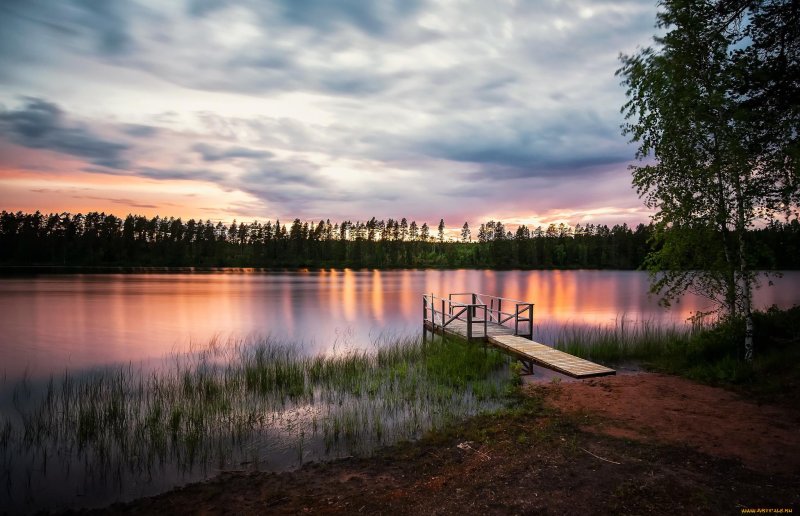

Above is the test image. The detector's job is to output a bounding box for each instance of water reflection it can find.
[1,270,798,380]
[371,269,384,323]
[342,268,357,322]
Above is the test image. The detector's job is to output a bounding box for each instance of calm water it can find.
[1,269,799,512]
[2,269,799,380]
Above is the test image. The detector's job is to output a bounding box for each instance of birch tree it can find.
[618,0,799,360]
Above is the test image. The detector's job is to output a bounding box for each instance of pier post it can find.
[467,307,473,341]
[498,298,502,324]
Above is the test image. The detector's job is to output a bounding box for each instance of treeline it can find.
[1,211,799,270]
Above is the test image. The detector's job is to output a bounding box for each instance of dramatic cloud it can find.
[0,0,662,226]
[0,97,129,169]
[120,124,159,138]
[189,0,425,37]
[192,143,274,162]
[415,109,630,175]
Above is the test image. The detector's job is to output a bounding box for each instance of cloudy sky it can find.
[0,0,660,229]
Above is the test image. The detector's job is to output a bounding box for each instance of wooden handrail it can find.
[450,292,532,306]
[423,293,490,340]
[443,305,467,327]
[425,292,532,340]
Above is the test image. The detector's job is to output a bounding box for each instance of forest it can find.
[1,210,799,270]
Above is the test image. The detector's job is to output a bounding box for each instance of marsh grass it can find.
[0,334,513,511]
[550,316,697,364]
[551,307,800,394]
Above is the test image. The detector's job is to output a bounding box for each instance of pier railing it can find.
[422,294,487,341]
[448,293,534,339]
[422,292,534,341]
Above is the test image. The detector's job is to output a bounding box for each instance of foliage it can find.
[556,305,800,402]
[2,210,800,270]
[618,0,800,359]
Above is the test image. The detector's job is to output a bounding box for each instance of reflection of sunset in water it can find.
[1,270,798,379]
[398,270,415,321]
[326,269,339,322]
[280,274,295,338]
[371,269,384,323]
[341,268,357,322]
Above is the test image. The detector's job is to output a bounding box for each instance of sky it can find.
[0,0,661,230]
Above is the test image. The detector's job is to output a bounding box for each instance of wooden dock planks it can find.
[423,318,615,379]
[489,334,615,378]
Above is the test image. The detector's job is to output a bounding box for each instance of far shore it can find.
[2,265,798,276]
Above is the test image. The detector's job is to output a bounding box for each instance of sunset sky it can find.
[0,0,660,229]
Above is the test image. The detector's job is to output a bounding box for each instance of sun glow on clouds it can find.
[0,170,256,222]
[0,143,256,221]
[499,207,653,230]
[0,0,659,225]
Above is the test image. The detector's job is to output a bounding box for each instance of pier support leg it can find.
[520,360,535,376]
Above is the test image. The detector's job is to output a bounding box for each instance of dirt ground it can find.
[545,372,800,475]
[92,373,800,515]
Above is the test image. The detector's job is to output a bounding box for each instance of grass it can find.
[551,316,695,364]
[553,305,800,402]
[0,334,515,511]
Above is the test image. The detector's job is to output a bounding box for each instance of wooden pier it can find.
[423,293,615,379]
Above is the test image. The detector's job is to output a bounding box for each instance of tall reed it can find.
[0,334,513,512]
[550,316,697,362]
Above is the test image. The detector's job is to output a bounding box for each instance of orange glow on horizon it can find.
[0,169,260,222]
[476,206,654,231]
[0,143,652,228]
[0,140,267,221]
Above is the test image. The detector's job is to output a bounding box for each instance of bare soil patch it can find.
[546,372,800,475]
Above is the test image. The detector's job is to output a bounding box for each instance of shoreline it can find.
[0,265,648,275]
[2,265,796,277]
[90,372,800,515]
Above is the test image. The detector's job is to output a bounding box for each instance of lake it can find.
[1,268,799,512]
[2,269,799,381]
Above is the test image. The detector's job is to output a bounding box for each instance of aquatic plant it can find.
[550,316,697,363]
[0,334,513,512]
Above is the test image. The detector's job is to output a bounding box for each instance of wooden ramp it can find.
[422,297,615,379]
[489,334,615,379]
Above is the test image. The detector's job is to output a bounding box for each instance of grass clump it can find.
[552,316,691,364]
[553,305,800,402]
[658,306,800,400]
[0,334,514,512]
